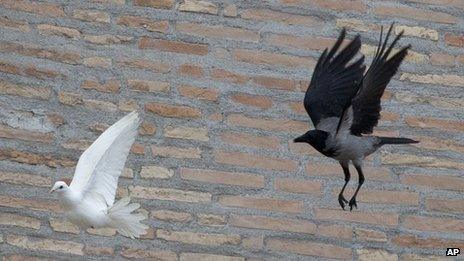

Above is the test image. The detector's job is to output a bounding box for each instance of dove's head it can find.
[50,181,69,194]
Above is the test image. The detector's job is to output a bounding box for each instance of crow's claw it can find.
[338,194,349,210]
[349,197,357,211]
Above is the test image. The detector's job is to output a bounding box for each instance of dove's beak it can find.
[49,188,55,193]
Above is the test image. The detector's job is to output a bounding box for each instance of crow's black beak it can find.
[294,136,305,143]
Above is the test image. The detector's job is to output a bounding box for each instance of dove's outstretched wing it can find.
[69,111,140,208]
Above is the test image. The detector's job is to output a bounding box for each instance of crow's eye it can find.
[59,185,63,189]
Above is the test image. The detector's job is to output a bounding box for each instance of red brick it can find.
[220,132,281,150]
[178,85,218,101]
[214,150,298,171]
[332,188,419,205]
[409,0,464,8]
[241,9,320,26]
[177,64,204,78]
[289,142,320,156]
[151,145,201,159]
[401,173,464,191]
[430,53,455,66]
[266,34,341,51]
[445,33,464,47]
[405,116,464,132]
[139,37,208,55]
[24,65,64,79]
[133,0,174,9]
[145,102,201,118]
[121,247,177,260]
[128,79,169,93]
[0,80,51,100]
[0,42,81,64]
[230,93,273,109]
[230,214,316,233]
[177,0,218,15]
[267,238,352,259]
[73,9,110,23]
[81,79,119,93]
[392,234,464,249]
[426,198,464,213]
[275,178,322,195]
[227,114,308,133]
[157,229,240,246]
[281,0,366,12]
[315,208,398,226]
[0,149,74,168]
[180,168,264,188]
[411,136,464,153]
[0,125,53,143]
[0,0,65,17]
[176,22,259,43]
[233,49,315,69]
[374,5,457,24]
[84,246,114,256]
[403,215,464,232]
[37,24,81,39]
[210,69,249,84]
[0,171,51,187]
[218,195,304,213]
[0,195,61,213]
[0,17,30,32]
[252,75,299,91]
[117,58,171,73]
[117,16,169,33]
[306,163,393,181]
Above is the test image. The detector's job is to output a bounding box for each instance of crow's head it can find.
[294,130,330,152]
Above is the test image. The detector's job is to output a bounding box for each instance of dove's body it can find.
[51,111,147,238]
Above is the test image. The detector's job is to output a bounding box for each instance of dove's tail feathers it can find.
[107,197,148,239]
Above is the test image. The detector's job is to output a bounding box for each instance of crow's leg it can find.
[349,162,365,211]
[338,161,350,210]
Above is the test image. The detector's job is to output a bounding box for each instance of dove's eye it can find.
[59,185,63,189]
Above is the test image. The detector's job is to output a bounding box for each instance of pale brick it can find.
[151,145,201,159]
[0,171,51,187]
[394,25,438,41]
[0,81,51,100]
[152,210,192,222]
[315,208,398,226]
[130,186,211,203]
[381,153,464,170]
[401,73,464,87]
[267,238,352,259]
[176,22,258,42]
[241,9,320,26]
[157,229,240,245]
[180,168,264,188]
[218,195,303,213]
[38,24,81,38]
[197,213,226,226]
[215,151,298,171]
[0,213,41,229]
[128,79,169,93]
[230,214,316,233]
[357,249,397,261]
[140,165,174,179]
[180,253,244,261]
[164,126,208,141]
[6,235,84,255]
[121,247,177,260]
[73,9,110,23]
[178,0,218,15]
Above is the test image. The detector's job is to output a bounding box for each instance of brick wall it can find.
[0,0,463,260]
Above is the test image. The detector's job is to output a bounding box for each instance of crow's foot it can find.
[349,197,357,211]
[338,194,349,210]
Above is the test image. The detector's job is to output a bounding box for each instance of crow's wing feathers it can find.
[304,29,365,129]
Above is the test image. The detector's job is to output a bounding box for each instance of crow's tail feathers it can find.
[378,137,419,146]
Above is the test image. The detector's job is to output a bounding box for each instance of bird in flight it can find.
[50,111,148,238]
[294,24,418,210]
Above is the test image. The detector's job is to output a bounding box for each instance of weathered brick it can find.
[241,236,264,249]
[87,227,116,237]
[381,153,464,169]
[0,0,65,17]
[233,49,315,69]
[152,209,192,222]
[267,238,352,259]
[164,126,208,141]
[151,145,201,159]
[335,18,379,32]
[307,163,393,181]
[401,173,464,191]
[176,22,258,43]
[197,213,226,226]
[0,195,61,213]
[266,34,338,51]
[230,214,316,233]
[91,0,125,4]
[178,85,218,101]
[0,213,41,229]
[119,100,139,112]
[392,234,463,249]
[253,75,300,91]
[128,79,169,93]
[281,0,366,12]
[275,178,322,195]
[361,44,427,64]
[177,64,204,78]
[133,0,174,9]
[145,102,201,118]
[430,53,455,66]
[401,73,464,87]
[315,208,398,226]
[0,42,81,64]
[223,5,238,17]
[84,246,114,256]
[227,114,308,133]
[0,17,30,32]
[140,165,174,179]
[357,249,397,261]
[426,198,464,213]
[0,148,74,168]
[178,0,218,14]
[220,132,280,150]
[218,195,303,213]
[157,229,240,245]
[130,186,211,203]
[81,79,119,93]
[117,16,169,32]
[83,99,118,112]
[82,57,112,68]
[139,37,208,55]
[180,253,244,261]
[395,25,438,41]
[403,215,464,232]
[210,69,249,84]
[37,24,81,38]
[241,9,320,26]
[121,247,177,260]
[215,150,298,171]
[445,33,464,47]
[355,228,388,243]
[49,218,80,234]
[0,171,51,187]
[406,116,464,132]
[83,34,133,45]
[7,235,83,255]
[180,168,264,188]
[230,93,272,109]
[333,188,419,205]
[61,139,92,150]
[411,136,463,153]
[117,58,171,73]
[0,124,53,144]
[374,5,457,24]
[73,9,110,23]
[139,121,156,135]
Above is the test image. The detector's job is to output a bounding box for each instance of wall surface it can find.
[0,0,463,260]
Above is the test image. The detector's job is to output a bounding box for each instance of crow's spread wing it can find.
[304,29,365,129]
[349,24,410,135]
[70,111,140,209]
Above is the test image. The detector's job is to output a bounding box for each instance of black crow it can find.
[294,24,418,211]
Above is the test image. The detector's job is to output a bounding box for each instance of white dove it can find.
[50,111,148,238]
